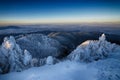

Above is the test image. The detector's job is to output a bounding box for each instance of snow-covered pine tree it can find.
[0,36,33,73]
[23,49,32,66]
[99,33,106,41]
[68,33,116,62]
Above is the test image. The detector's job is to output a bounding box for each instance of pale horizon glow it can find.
[0,16,120,25]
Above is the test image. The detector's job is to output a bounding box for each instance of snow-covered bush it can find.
[30,56,60,66]
[68,34,117,62]
[31,58,39,67]
[31,57,47,67]
[39,58,46,66]
[46,56,54,65]
[31,56,59,66]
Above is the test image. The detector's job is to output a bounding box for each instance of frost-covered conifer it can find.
[23,49,32,66]
[68,34,117,62]
[0,36,32,73]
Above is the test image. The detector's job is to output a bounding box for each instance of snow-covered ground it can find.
[0,61,98,80]
[0,55,120,80]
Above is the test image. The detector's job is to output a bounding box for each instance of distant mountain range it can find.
[0,26,21,30]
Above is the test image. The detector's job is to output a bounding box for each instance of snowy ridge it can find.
[16,34,65,58]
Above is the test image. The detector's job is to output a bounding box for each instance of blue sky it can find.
[0,0,120,25]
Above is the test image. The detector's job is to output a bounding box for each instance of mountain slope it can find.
[16,34,65,58]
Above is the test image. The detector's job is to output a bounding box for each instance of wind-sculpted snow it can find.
[68,34,119,62]
[16,34,65,58]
